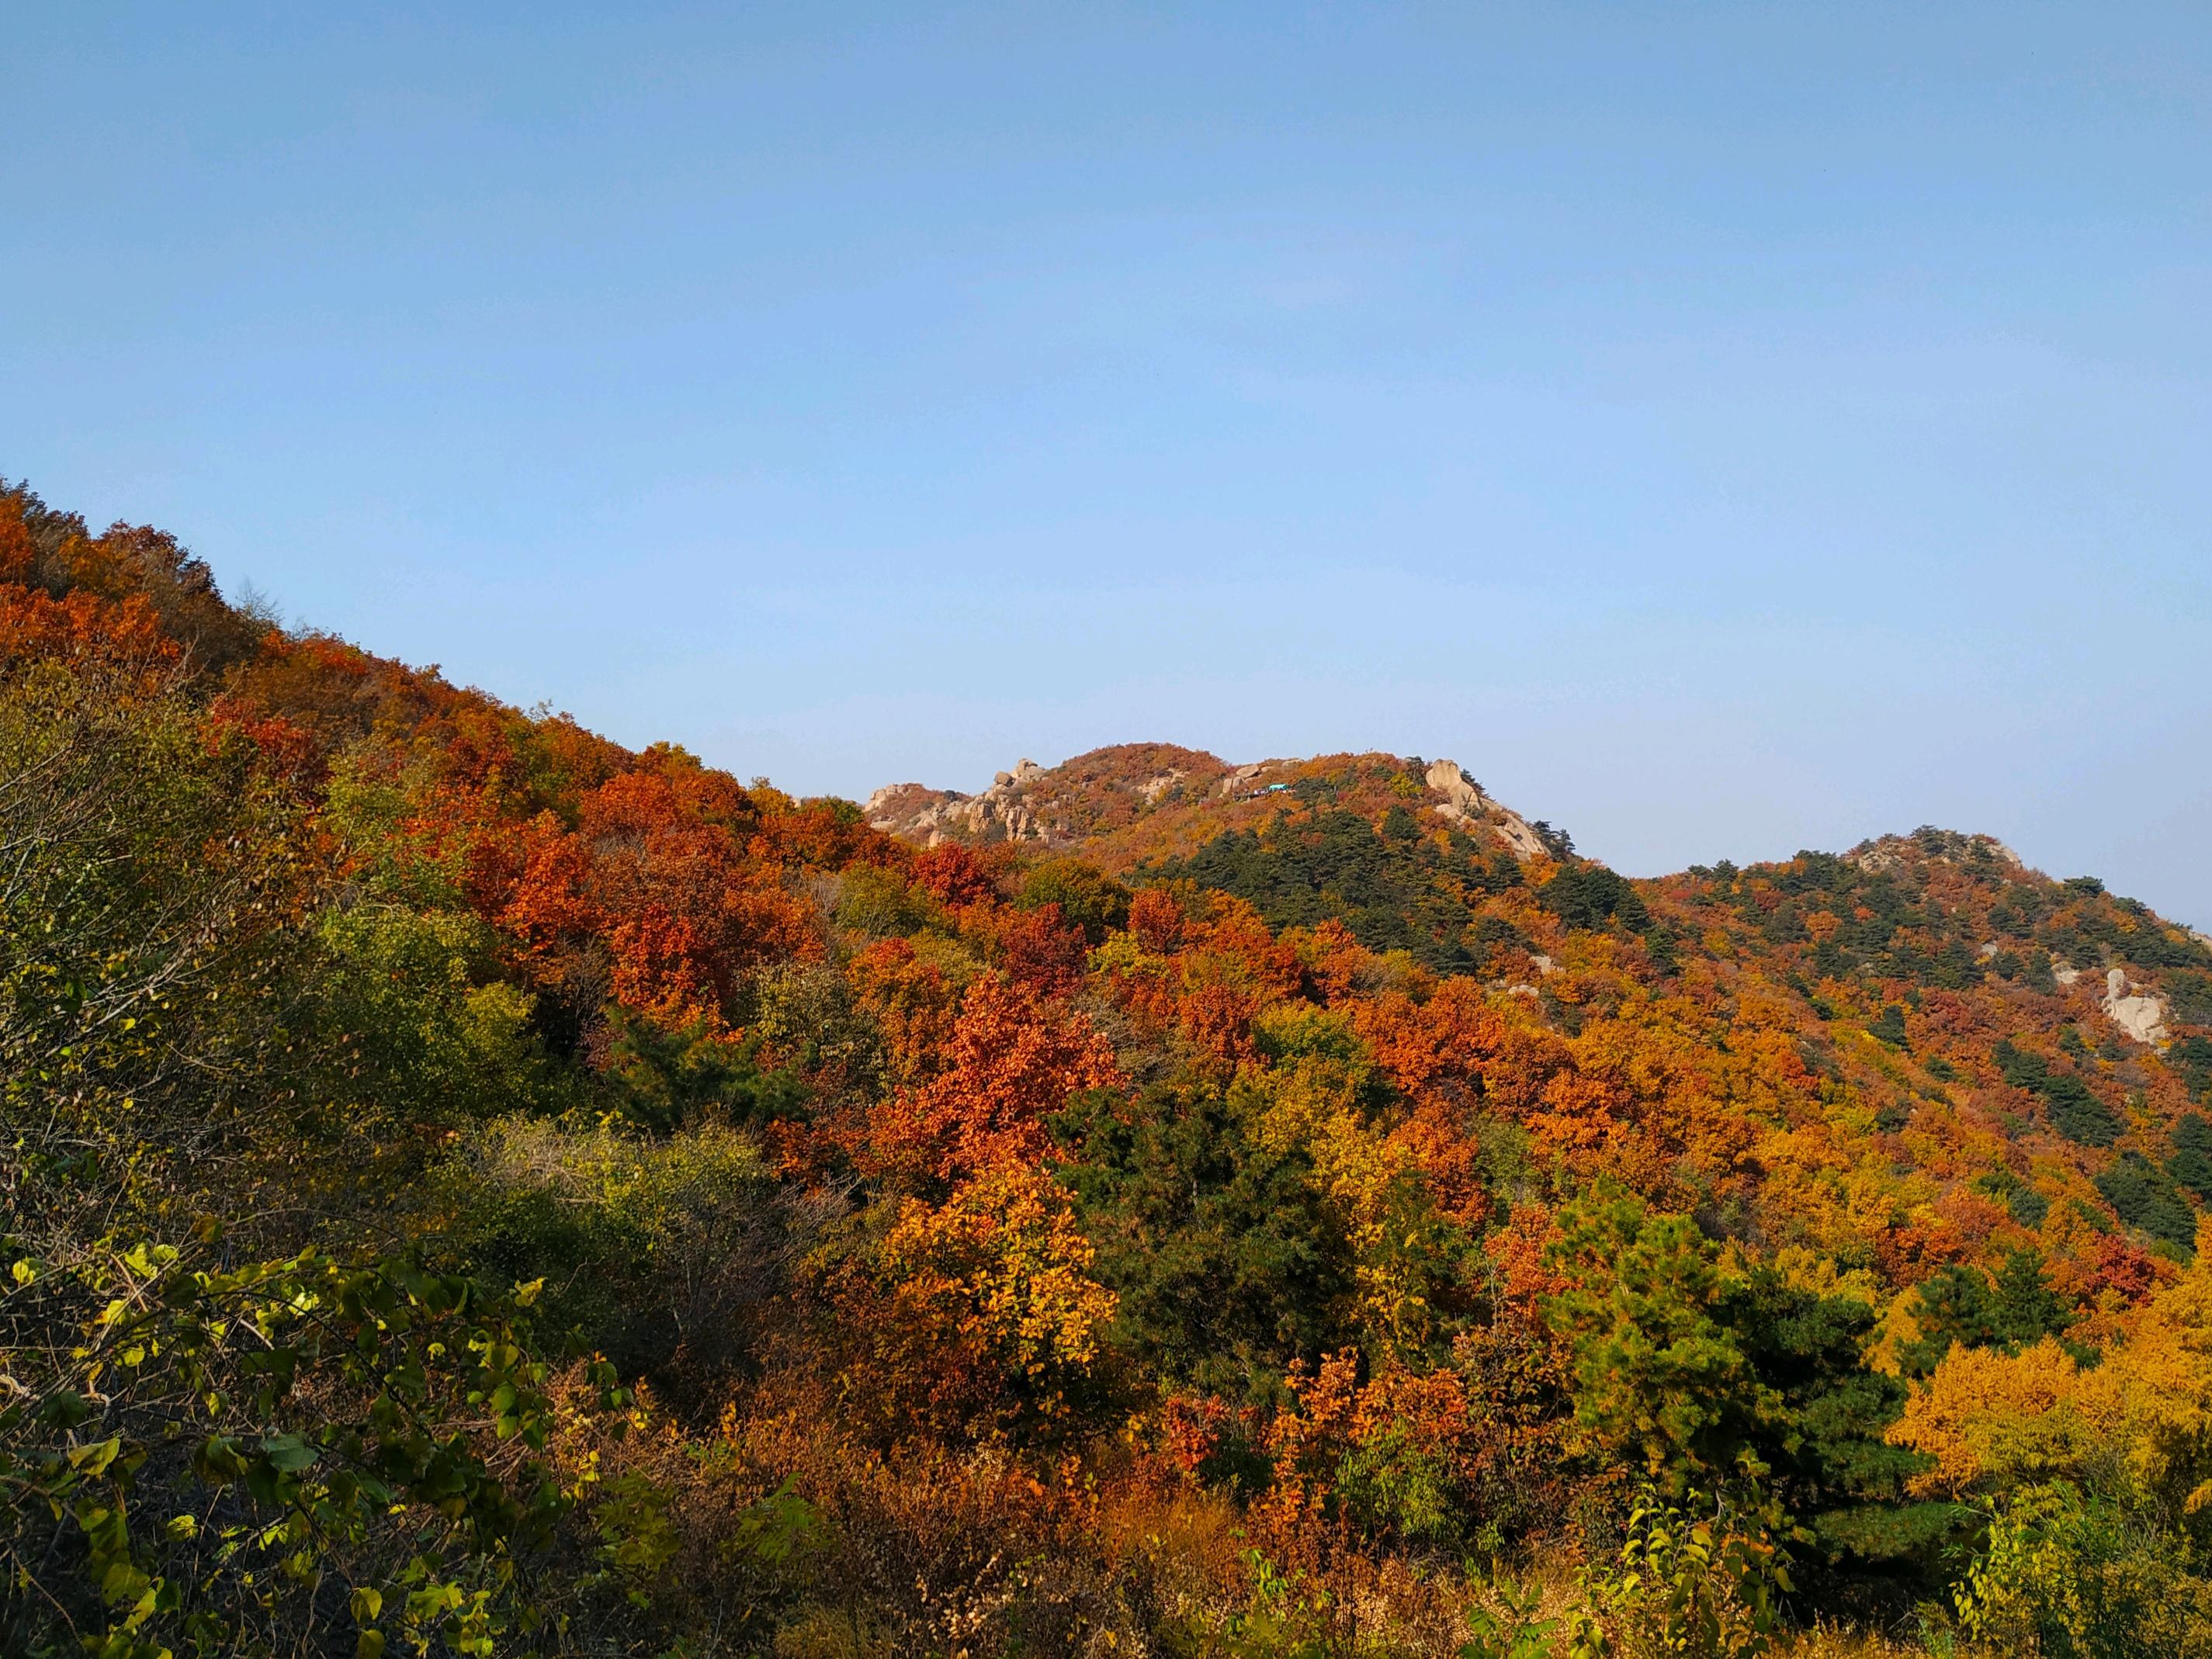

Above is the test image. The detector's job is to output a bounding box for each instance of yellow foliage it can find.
[1769,1245,1882,1312]
[1890,1218,2212,1507]
[1232,1029,1442,1350]
[879,1160,1118,1411]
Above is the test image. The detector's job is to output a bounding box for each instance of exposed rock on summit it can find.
[865,743,1555,871]
[1424,758,1548,859]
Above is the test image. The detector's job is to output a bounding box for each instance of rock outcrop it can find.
[1849,830,2023,875]
[2101,966,2170,1046]
[866,744,1562,870]
[864,763,1053,847]
[1425,758,1548,859]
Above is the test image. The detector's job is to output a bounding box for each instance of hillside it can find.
[9,480,2212,1657]
[873,746,2212,1291]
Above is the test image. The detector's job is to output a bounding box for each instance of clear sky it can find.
[5,4,2208,925]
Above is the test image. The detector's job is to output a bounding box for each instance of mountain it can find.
[865,743,1557,868]
[9,480,2212,1656]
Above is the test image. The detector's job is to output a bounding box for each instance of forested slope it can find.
[7,482,2212,1657]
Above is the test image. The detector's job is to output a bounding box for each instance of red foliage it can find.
[2073,1234,2176,1308]
[865,975,1122,1186]
[910,843,1001,908]
[1127,887,1187,954]
[998,902,1090,996]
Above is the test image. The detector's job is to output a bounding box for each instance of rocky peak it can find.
[1423,758,1548,859]
[865,743,1561,868]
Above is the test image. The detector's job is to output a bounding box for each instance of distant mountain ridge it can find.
[871,744,2211,1086]
[865,743,1557,870]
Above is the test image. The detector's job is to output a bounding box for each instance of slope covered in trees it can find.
[6,481,2212,1657]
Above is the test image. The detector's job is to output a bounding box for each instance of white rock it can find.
[1219,762,1268,798]
[1426,757,1547,858]
[2101,966,2170,1045]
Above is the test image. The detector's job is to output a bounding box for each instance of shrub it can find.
[1574,1490,1792,1658]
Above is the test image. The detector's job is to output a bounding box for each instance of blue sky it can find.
[5,3,2208,924]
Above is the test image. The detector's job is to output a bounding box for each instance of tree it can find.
[1052,1082,1354,1401]
[1542,1185,1770,1485]
[836,1160,1119,1440]
[1717,1270,1964,1595]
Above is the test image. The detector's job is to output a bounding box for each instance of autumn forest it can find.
[9,483,2212,1657]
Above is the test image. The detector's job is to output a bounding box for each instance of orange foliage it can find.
[865,975,1122,1186]
[836,1160,1118,1438]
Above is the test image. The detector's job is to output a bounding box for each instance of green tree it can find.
[1014,857,1131,944]
[1542,1186,1770,1486]
[1897,1249,2074,1378]
[2170,1111,2212,1200]
[1717,1271,1964,1598]
[600,1008,808,1134]
[1051,1082,1353,1406]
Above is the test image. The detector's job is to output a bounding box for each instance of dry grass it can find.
[1773,1619,1927,1657]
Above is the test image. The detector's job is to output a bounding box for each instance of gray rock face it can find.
[2101,966,2170,1045]
[864,765,1053,847]
[1425,758,1547,859]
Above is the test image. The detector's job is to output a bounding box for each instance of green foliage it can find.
[747,962,887,1089]
[1543,1186,1770,1486]
[1992,1039,2122,1146]
[832,863,938,939]
[1894,1267,1995,1379]
[1896,1249,2075,1377]
[2170,1110,2212,1200]
[2009,1184,2053,1229]
[1954,1481,2212,1657]
[0,1239,615,1659]
[310,904,562,1133]
[1866,1004,1909,1050]
[2095,1152,2198,1256]
[1714,1271,1957,1588]
[1975,1167,2051,1230]
[437,1114,788,1383]
[601,1009,808,1133]
[1337,1418,1463,1550]
[1460,1573,1562,1659]
[1990,1247,2076,1346]
[1051,1083,1353,1404]
[1212,1547,1333,1659]
[1014,857,1131,944]
[2172,1037,2212,1105]
[0,664,309,1214]
[1572,1489,1792,1659]
[1540,865,1651,934]
[1162,810,1508,972]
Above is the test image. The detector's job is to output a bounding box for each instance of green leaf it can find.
[68,1436,123,1477]
[196,1434,250,1481]
[261,1432,320,1472]
[39,1389,93,1429]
